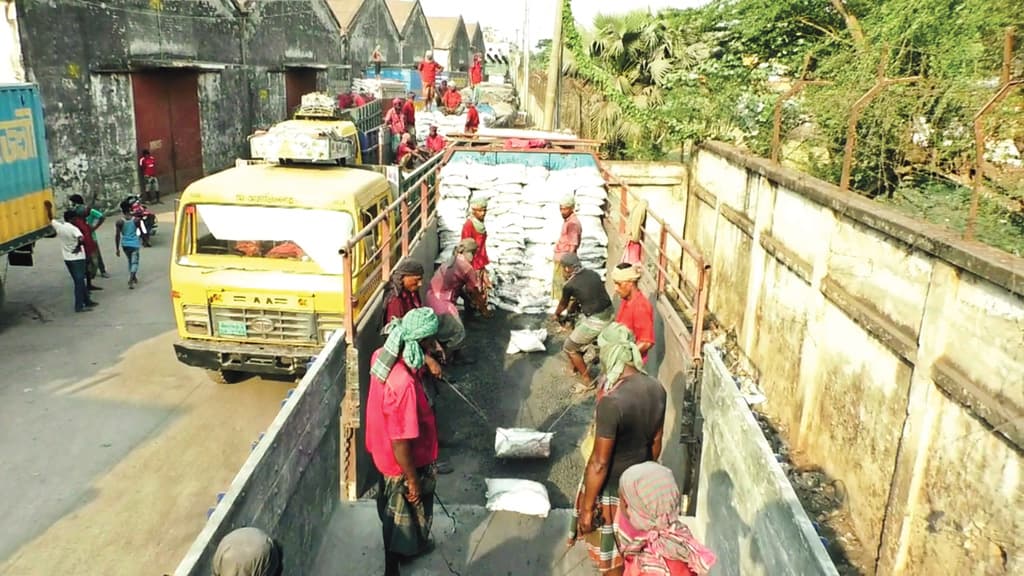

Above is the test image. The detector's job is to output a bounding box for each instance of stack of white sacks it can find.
[436,162,609,314]
[415,108,496,138]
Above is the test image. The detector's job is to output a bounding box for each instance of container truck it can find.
[0,83,55,309]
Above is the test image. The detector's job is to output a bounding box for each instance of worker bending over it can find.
[553,253,614,393]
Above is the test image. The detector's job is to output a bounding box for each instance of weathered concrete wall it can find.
[198,70,250,174]
[345,0,400,74]
[399,5,433,66]
[689,141,1024,575]
[697,345,839,576]
[16,0,243,207]
[173,331,347,576]
[447,23,471,73]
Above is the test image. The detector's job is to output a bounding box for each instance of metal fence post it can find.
[400,201,410,256]
[341,249,356,340]
[657,227,668,293]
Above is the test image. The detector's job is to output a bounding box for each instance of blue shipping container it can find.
[0,83,51,203]
[363,67,423,95]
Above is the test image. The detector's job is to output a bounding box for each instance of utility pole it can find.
[543,0,563,131]
[522,0,530,124]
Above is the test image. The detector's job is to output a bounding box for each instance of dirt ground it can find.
[431,310,597,510]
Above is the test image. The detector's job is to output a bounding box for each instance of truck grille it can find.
[211,307,316,343]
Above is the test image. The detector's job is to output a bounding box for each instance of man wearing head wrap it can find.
[552,194,582,301]
[553,253,613,392]
[366,307,442,576]
[615,462,716,576]
[418,51,443,111]
[426,238,489,364]
[441,82,463,115]
[570,322,667,575]
[460,197,491,292]
[383,259,425,327]
[212,527,282,576]
[612,262,654,361]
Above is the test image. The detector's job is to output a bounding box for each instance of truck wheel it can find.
[209,369,246,384]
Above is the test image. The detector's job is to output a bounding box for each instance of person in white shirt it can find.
[50,204,98,313]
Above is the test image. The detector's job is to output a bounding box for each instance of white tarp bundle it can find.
[506,329,548,354]
[494,428,553,458]
[485,478,551,517]
[435,162,608,313]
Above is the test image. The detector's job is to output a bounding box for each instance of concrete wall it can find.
[697,345,839,576]
[399,4,433,66]
[346,0,400,74]
[15,0,350,208]
[688,141,1024,575]
[173,331,348,576]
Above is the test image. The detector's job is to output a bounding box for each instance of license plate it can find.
[218,320,248,337]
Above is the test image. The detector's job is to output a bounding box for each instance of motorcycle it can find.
[119,195,158,246]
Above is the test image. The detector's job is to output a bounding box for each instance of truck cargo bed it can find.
[311,502,589,574]
[425,310,597,509]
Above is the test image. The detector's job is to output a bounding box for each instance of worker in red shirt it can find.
[417,51,443,111]
[395,133,427,170]
[338,90,355,109]
[470,53,484,87]
[469,53,484,102]
[425,125,446,154]
[441,84,463,115]
[464,101,480,134]
[384,98,406,163]
[138,149,160,204]
[402,92,417,142]
[460,197,491,291]
[552,194,581,300]
[611,263,655,362]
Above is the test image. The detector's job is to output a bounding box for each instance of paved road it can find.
[0,204,292,575]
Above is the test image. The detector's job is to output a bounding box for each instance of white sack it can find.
[495,428,554,459]
[485,478,551,518]
[506,329,548,354]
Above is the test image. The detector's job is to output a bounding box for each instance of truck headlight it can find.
[182,304,210,335]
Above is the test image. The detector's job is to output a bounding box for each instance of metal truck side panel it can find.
[0,83,53,252]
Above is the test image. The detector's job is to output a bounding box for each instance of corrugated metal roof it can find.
[385,0,416,30]
[426,16,462,49]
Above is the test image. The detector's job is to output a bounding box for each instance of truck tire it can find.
[209,369,247,384]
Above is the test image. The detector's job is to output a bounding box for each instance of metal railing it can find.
[339,136,711,357]
[340,152,444,338]
[601,165,711,360]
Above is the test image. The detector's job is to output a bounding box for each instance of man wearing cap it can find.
[552,194,582,301]
[553,253,614,392]
[366,307,443,575]
[460,197,491,293]
[611,262,654,362]
[212,527,282,576]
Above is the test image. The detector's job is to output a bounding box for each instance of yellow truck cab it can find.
[170,95,395,382]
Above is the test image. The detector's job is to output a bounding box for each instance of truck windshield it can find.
[182,204,354,274]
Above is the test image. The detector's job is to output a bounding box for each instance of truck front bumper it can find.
[174,339,320,377]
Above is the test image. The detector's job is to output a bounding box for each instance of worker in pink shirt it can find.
[552,194,582,301]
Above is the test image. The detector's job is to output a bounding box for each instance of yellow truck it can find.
[170,92,415,382]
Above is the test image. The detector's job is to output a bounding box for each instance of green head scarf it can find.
[371,307,439,381]
[598,322,646,389]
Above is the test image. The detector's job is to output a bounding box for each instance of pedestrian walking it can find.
[138,149,160,204]
[417,51,442,112]
[69,193,109,279]
[365,307,443,576]
[115,207,143,289]
[49,203,98,313]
